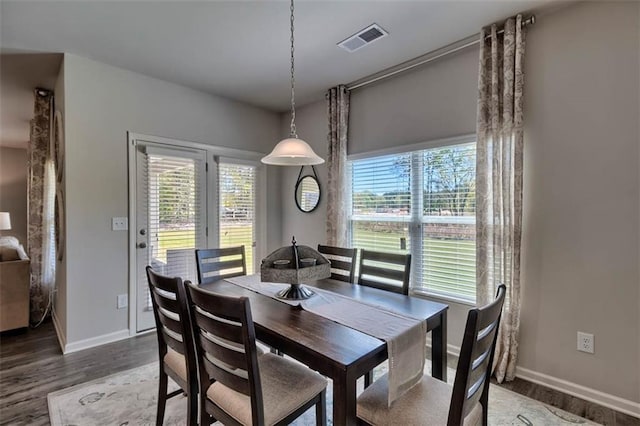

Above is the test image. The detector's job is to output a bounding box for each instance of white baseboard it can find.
[516,366,640,419]
[63,329,131,354]
[51,311,66,353]
[425,337,461,359]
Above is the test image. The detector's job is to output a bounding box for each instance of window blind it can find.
[140,152,205,310]
[349,141,476,302]
[218,162,256,273]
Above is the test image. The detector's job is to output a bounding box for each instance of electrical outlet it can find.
[577,331,594,354]
[112,217,128,231]
[117,294,128,309]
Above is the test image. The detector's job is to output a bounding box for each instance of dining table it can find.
[199,276,449,426]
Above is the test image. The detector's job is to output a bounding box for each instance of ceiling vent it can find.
[338,23,388,53]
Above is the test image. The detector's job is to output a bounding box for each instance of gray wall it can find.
[62,53,281,344]
[280,1,640,404]
[519,1,639,403]
[0,147,28,245]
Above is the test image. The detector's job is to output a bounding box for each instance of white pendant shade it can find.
[0,212,11,230]
[261,138,325,166]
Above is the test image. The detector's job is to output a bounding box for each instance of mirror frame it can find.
[294,165,321,213]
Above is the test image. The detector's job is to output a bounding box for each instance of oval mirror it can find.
[295,175,321,213]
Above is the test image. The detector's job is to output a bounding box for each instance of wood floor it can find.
[1,321,638,425]
[0,321,157,425]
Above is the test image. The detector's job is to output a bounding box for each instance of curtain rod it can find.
[347,15,535,91]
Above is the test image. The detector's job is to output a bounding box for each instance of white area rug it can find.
[48,362,598,425]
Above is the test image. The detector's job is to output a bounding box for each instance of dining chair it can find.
[357,249,411,295]
[357,284,507,426]
[317,244,358,283]
[186,283,328,426]
[145,266,198,426]
[196,245,247,285]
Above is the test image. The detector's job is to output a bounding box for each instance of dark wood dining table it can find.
[200,277,448,426]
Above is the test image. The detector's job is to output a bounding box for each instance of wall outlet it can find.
[577,331,594,354]
[112,217,128,231]
[117,294,128,309]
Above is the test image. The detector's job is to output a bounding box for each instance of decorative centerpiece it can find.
[261,237,330,300]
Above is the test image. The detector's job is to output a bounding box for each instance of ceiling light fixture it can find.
[261,0,324,166]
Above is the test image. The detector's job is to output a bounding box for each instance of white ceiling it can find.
[0,0,562,115]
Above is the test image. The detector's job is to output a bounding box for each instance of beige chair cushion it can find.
[357,373,482,426]
[164,348,188,382]
[206,353,327,426]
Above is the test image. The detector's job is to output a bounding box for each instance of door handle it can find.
[138,242,147,249]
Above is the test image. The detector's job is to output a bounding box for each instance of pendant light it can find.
[261,0,324,166]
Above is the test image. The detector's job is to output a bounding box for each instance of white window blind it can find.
[218,162,256,273]
[142,152,205,311]
[349,141,476,302]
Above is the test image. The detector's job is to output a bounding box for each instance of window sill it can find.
[410,289,476,307]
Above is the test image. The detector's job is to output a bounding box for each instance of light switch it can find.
[112,217,128,231]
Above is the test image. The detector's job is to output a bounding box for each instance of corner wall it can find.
[62,54,281,346]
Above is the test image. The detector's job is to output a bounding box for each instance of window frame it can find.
[347,134,477,304]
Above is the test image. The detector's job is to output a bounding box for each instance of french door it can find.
[134,143,207,331]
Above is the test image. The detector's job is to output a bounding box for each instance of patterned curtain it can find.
[28,89,56,324]
[325,85,350,246]
[476,16,526,382]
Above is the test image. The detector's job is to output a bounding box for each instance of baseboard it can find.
[63,329,130,354]
[51,311,66,353]
[425,336,461,359]
[516,366,640,419]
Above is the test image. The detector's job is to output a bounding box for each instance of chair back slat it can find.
[193,308,245,345]
[357,249,411,295]
[360,264,406,282]
[196,246,247,284]
[197,328,248,371]
[201,353,251,395]
[156,307,183,336]
[199,258,245,274]
[318,244,357,283]
[448,285,506,426]
[152,288,181,313]
[187,283,264,424]
[162,328,186,355]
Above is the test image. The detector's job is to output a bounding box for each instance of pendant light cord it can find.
[289,0,297,138]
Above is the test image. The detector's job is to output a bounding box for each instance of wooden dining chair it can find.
[145,266,198,426]
[357,249,412,295]
[196,246,247,285]
[357,285,507,426]
[186,283,328,426]
[317,244,358,283]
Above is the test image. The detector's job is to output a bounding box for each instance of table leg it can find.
[332,373,358,426]
[431,310,448,382]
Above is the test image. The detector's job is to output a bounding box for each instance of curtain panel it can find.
[28,89,56,324]
[326,85,350,247]
[476,16,526,382]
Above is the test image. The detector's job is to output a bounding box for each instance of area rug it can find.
[48,362,598,425]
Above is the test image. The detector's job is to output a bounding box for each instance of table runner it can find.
[226,274,425,405]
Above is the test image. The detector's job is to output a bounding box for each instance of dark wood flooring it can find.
[0,321,638,425]
[0,321,157,425]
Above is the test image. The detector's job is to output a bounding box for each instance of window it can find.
[218,161,257,273]
[349,140,476,302]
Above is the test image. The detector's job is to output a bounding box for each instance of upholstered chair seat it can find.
[206,353,327,426]
[357,373,482,426]
[164,348,189,383]
[356,285,506,426]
